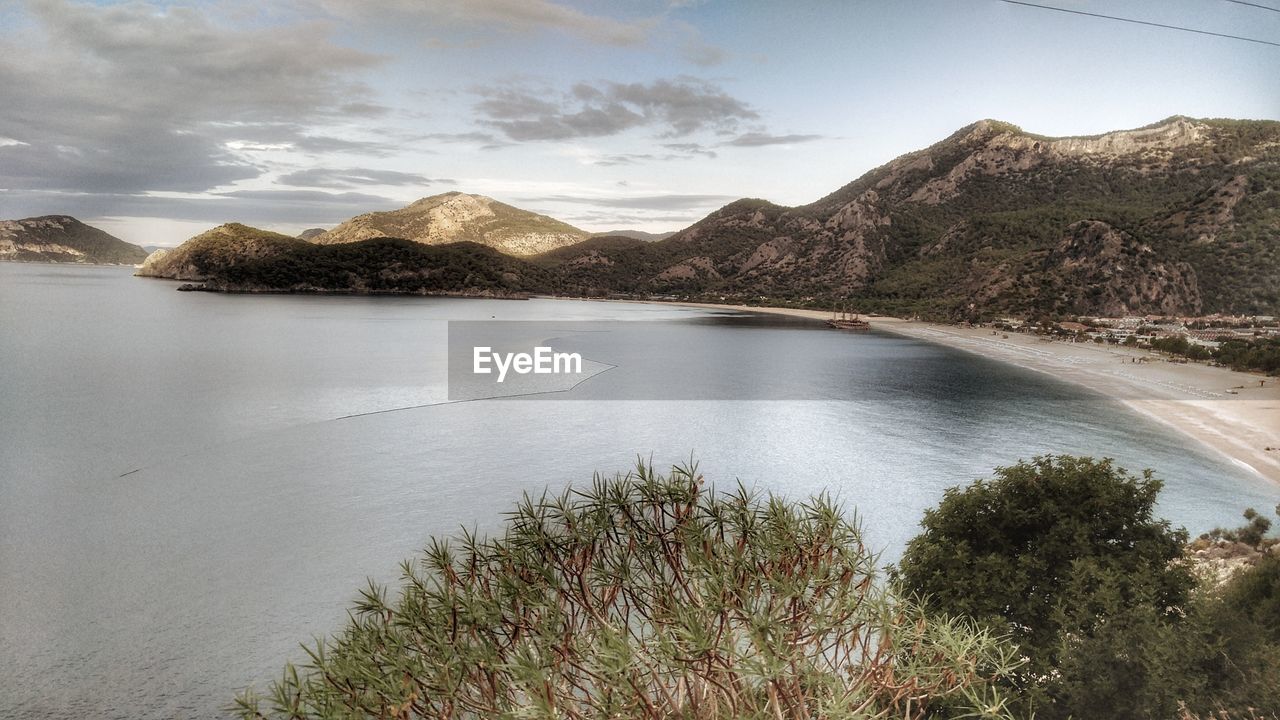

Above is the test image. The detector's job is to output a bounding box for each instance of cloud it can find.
[0,0,384,194]
[290,135,403,157]
[523,193,737,210]
[681,40,727,67]
[0,188,402,226]
[474,77,758,141]
[591,154,655,167]
[723,132,825,147]
[418,131,503,144]
[315,0,726,69]
[434,0,655,46]
[555,209,702,229]
[591,145,717,166]
[278,167,452,189]
[661,142,718,158]
[674,20,726,67]
[406,131,514,151]
[318,0,655,46]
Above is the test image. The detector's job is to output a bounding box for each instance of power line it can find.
[1000,0,1280,47]
[1223,0,1280,13]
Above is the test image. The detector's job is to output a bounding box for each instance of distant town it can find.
[1002,314,1279,346]
[979,314,1280,377]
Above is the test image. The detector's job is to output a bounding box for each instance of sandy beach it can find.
[673,302,1280,485]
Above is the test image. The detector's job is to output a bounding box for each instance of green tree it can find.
[1049,556,1280,720]
[1205,506,1278,548]
[895,456,1193,716]
[238,462,1024,720]
[1182,555,1280,716]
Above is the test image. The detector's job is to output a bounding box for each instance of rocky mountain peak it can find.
[312,192,587,256]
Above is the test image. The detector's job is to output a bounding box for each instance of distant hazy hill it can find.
[589,230,675,242]
[0,216,148,265]
[138,222,545,296]
[297,228,326,241]
[312,192,588,256]
[546,116,1280,318]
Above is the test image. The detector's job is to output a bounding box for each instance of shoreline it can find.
[667,301,1280,486]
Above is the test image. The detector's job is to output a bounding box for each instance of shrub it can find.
[895,456,1194,717]
[1204,507,1278,549]
[237,462,1024,720]
[896,457,1280,718]
[896,456,1192,666]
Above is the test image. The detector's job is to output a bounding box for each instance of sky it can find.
[0,0,1277,247]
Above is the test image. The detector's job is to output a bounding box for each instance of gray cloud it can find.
[675,20,726,67]
[278,168,452,189]
[661,142,718,158]
[200,122,403,157]
[558,210,700,228]
[723,132,825,147]
[433,0,655,46]
[593,146,718,166]
[290,135,403,157]
[592,154,654,167]
[0,188,403,227]
[319,0,655,46]
[0,0,384,194]
[523,193,737,210]
[474,77,757,141]
[682,41,727,67]
[418,131,503,144]
[315,0,727,70]
[411,131,514,151]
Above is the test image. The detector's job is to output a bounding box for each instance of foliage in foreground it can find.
[237,463,1023,719]
[896,456,1192,671]
[896,455,1280,720]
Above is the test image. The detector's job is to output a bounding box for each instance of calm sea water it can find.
[2,263,1276,719]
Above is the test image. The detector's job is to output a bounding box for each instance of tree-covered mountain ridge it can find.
[141,117,1280,318]
[136,222,543,297]
[564,115,1277,318]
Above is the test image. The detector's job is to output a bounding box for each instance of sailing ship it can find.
[827,303,871,331]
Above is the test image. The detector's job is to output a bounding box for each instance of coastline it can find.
[670,302,1280,485]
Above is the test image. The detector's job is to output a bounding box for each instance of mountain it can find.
[297,228,326,241]
[311,192,589,256]
[138,222,545,296]
[138,223,309,281]
[137,118,1280,318]
[589,230,675,242]
[0,216,148,265]
[544,116,1280,318]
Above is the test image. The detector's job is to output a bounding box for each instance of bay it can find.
[1,263,1275,719]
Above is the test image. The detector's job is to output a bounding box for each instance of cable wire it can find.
[1223,0,1280,14]
[1001,0,1280,47]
